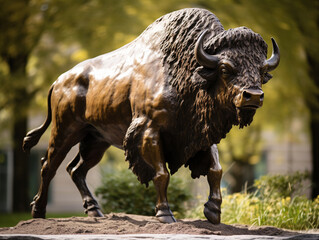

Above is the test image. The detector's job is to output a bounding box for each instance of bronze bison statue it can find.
[23,8,279,224]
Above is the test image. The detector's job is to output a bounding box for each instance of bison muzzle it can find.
[23,8,279,224]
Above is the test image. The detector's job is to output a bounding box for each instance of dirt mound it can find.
[0,213,306,236]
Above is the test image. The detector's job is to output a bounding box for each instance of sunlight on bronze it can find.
[22,8,279,224]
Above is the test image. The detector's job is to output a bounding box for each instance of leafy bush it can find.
[254,171,310,198]
[95,168,191,218]
[187,171,319,230]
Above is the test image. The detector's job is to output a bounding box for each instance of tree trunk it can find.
[12,113,29,211]
[1,0,46,212]
[306,54,319,199]
[311,116,319,198]
[228,160,255,193]
[8,54,30,212]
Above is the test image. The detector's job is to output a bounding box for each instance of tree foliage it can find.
[0,0,318,210]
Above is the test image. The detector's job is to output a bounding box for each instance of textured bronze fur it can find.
[23,8,279,224]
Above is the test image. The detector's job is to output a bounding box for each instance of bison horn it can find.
[195,30,219,69]
[264,38,280,72]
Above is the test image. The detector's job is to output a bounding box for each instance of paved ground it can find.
[1,233,319,240]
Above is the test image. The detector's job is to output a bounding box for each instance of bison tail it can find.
[22,84,54,152]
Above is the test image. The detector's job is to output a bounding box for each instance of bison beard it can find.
[237,108,257,128]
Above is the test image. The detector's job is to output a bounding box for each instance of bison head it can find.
[194,27,280,128]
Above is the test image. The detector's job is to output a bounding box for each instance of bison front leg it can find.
[141,126,176,223]
[204,144,222,224]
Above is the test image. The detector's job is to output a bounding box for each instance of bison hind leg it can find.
[67,131,110,217]
[31,124,86,218]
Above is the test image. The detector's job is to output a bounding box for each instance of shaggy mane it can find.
[159,10,268,177]
[159,8,224,93]
[125,8,269,184]
[209,27,267,54]
[157,9,234,176]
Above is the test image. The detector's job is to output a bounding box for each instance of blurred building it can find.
[0,114,102,213]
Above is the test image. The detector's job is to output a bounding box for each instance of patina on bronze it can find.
[23,8,279,224]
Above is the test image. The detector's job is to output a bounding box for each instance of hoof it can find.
[84,198,103,217]
[204,206,220,224]
[156,208,176,223]
[87,208,104,217]
[31,202,46,218]
[204,200,221,224]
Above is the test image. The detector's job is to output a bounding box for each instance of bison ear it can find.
[192,66,217,89]
[262,72,272,84]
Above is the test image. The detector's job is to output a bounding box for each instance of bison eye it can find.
[260,68,273,84]
[219,63,234,80]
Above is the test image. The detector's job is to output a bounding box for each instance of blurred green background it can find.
[0,0,318,225]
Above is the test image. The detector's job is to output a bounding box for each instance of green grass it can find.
[223,192,319,230]
[0,212,85,228]
[187,191,319,230]
[186,172,319,230]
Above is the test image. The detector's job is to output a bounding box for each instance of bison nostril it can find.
[260,93,264,101]
[243,91,251,100]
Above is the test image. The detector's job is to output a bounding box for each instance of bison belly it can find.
[84,78,133,148]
